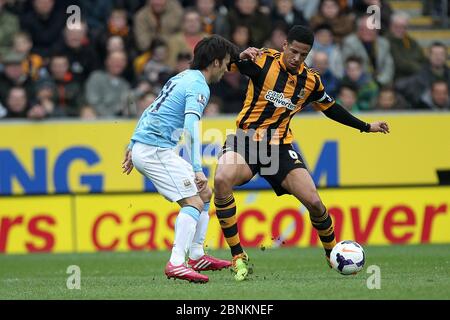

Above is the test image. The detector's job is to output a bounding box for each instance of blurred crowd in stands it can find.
[0,0,449,120]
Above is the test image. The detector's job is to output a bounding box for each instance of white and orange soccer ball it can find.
[330,240,365,275]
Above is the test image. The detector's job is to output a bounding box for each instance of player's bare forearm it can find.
[322,103,390,134]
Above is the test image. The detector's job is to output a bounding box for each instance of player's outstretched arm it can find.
[322,103,390,134]
[228,47,264,78]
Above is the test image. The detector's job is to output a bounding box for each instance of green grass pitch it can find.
[1,244,449,300]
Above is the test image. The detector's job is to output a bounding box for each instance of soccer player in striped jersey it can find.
[214,26,390,281]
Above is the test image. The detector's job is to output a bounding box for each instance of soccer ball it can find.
[330,240,365,275]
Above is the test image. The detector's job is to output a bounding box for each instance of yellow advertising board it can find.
[75,194,179,252]
[0,196,73,253]
[1,187,449,254]
[1,113,450,195]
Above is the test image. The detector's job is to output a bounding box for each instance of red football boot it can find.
[188,255,232,272]
[164,262,209,283]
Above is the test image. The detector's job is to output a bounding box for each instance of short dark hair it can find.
[379,85,395,93]
[431,79,448,89]
[429,41,446,51]
[345,55,363,66]
[339,82,358,93]
[150,38,168,53]
[272,21,289,35]
[287,25,314,46]
[190,35,238,70]
[313,23,333,34]
[49,51,69,61]
[177,52,192,61]
[430,41,447,48]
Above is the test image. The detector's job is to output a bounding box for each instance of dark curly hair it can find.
[287,25,315,46]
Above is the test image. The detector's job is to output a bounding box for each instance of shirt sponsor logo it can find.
[265,90,296,111]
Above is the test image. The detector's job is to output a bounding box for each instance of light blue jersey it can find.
[130,69,210,149]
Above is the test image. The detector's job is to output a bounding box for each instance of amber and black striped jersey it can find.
[231,48,335,144]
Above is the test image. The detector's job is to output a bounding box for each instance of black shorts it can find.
[219,131,308,196]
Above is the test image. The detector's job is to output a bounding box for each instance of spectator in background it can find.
[104,35,136,84]
[31,80,60,117]
[418,80,450,111]
[12,32,44,81]
[167,8,208,68]
[310,51,340,97]
[45,53,83,116]
[96,7,137,62]
[264,22,289,52]
[204,95,223,116]
[12,78,61,120]
[227,0,272,48]
[271,0,308,30]
[136,91,157,117]
[342,15,394,87]
[79,104,98,120]
[230,24,252,50]
[128,79,153,115]
[294,0,320,20]
[371,86,409,111]
[341,55,379,111]
[352,0,392,33]
[106,35,126,53]
[387,12,426,81]
[142,38,172,91]
[0,0,20,58]
[133,0,183,52]
[336,83,360,112]
[2,87,30,118]
[0,52,35,105]
[53,22,100,83]
[171,52,192,77]
[305,23,344,78]
[396,42,450,107]
[309,0,355,44]
[85,50,131,117]
[20,0,66,57]
[134,38,172,79]
[196,0,228,36]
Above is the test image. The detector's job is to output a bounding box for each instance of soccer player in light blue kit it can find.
[122,35,259,283]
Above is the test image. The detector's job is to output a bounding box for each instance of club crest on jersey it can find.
[265,90,296,110]
[297,88,306,100]
[197,94,207,107]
